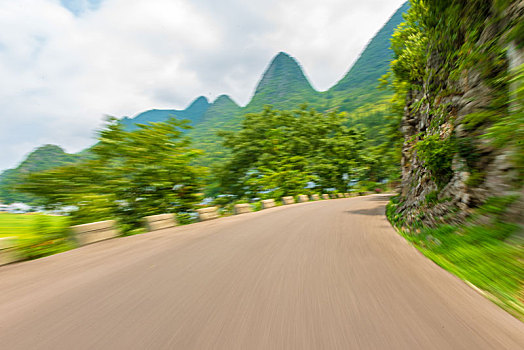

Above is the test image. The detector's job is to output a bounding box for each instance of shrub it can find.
[414,134,455,187]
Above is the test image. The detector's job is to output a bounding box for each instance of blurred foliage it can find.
[20,117,205,232]
[217,106,371,199]
[0,212,69,238]
[352,180,387,194]
[414,134,455,187]
[0,213,73,261]
[487,63,524,178]
[0,145,80,205]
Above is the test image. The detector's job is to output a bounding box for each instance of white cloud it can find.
[0,0,405,170]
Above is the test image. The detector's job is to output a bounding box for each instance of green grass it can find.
[0,212,68,238]
[387,196,524,320]
[0,213,75,261]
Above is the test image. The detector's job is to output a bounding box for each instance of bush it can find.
[176,212,198,225]
[425,190,438,205]
[17,215,74,260]
[252,201,263,211]
[414,134,455,187]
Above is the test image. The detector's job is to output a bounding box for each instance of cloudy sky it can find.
[0,0,405,171]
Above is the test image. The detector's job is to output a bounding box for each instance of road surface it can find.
[1,195,523,349]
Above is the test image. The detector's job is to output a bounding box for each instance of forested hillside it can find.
[0,145,79,204]
[120,96,211,130]
[244,52,323,111]
[327,1,410,112]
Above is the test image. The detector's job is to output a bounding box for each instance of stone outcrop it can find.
[396,2,523,228]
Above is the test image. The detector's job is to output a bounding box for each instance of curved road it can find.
[0,195,523,349]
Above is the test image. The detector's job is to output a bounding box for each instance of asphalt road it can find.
[1,195,523,349]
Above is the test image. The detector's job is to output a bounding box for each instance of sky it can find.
[0,0,405,171]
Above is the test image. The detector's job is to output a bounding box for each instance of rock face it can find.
[396,2,523,228]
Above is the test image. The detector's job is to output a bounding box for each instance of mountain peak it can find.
[19,144,75,173]
[121,96,210,130]
[186,96,210,110]
[213,94,237,106]
[263,52,300,75]
[274,51,292,60]
[246,51,317,110]
[190,95,209,104]
[199,94,242,123]
[22,145,68,166]
[33,144,66,153]
[257,52,308,91]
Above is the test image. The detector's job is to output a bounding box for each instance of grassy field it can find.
[0,212,69,238]
[0,212,74,260]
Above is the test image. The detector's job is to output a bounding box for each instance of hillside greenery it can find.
[20,108,393,232]
[243,52,324,112]
[120,96,211,130]
[0,2,409,204]
[0,213,73,260]
[21,118,204,231]
[186,95,243,169]
[327,1,410,113]
[0,145,79,204]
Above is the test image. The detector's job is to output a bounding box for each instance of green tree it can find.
[218,106,367,199]
[21,117,204,230]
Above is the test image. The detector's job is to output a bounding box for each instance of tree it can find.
[21,117,205,230]
[218,106,367,199]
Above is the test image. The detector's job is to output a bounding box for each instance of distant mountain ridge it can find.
[121,2,408,130]
[245,52,320,111]
[0,145,79,204]
[330,1,408,93]
[0,2,409,204]
[121,52,318,132]
[120,96,211,130]
[202,95,242,123]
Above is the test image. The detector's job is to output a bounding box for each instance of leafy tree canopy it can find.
[21,117,205,230]
[217,106,370,199]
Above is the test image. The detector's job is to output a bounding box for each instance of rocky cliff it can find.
[393,0,523,228]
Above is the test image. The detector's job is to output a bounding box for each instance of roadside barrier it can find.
[71,220,119,246]
[261,199,276,209]
[297,195,309,203]
[282,196,295,205]
[234,203,253,215]
[197,207,219,221]
[0,237,18,266]
[3,186,360,266]
[143,213,177,231]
